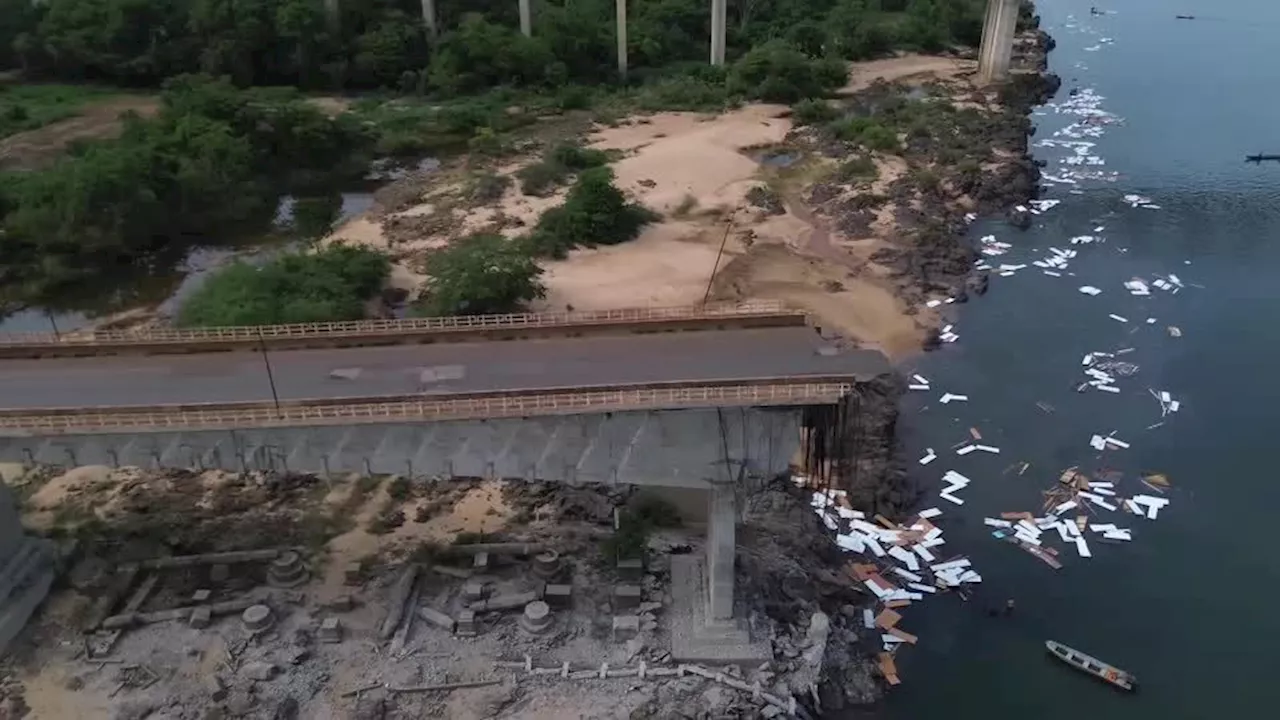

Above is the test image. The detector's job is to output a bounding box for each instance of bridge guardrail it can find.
[0,382,854,434]
[0,301,799,356]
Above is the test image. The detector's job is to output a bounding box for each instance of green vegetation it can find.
[835,154,880,181]
[0,75,372,310]
[524,167,658,259]
[0,83,116,139]
[829,116,902,152]
[792,98,840,126]
[1,1,992,95]
[177,245,390,327]
[516,141,610,196]
[727,40,847,103]
[417,233,546,317]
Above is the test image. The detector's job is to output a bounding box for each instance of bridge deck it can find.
[0,327,888,410]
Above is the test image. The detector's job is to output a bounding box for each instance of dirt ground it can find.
[326,54,983,358]
[0,96,161,170]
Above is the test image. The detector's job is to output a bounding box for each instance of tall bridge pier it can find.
[978,0,1021,84]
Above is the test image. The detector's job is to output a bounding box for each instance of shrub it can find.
[417,233,545,316]
[177,245,391,327]
[468,172,512,204]
[517,141,608,196]
[829,116,901,152]
[517,161,566,196]
[727,40,847,104]
[524,167,657,259]
[792,98,839,126]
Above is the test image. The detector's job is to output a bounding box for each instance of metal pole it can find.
[257,329,282,418]
[701,216,734,306]
[47,311,60,339]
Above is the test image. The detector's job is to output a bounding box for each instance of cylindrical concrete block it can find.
[267,551,308,588]
[241,604,275,633]
[519,600,553,635]
[532,550,562,580]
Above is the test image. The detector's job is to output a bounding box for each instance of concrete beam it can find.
[705,480,736,622]
[616,0,628,79]
[978,0,1020,84]
[519,0,533,37]
[710,0,726,66]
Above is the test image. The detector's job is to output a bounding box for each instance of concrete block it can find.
[325,595,356,613]
[612,615,640,642]
[462,582,488,603]
[616,558,644,581]
[191,589,212,603]
[472,552,490,570]
[519,601,553,636]
[189,606,212,629]
[318,617,343,643]
[613,584,642,609]
[209,564,231,584]
[417,606,456,632]
[544,584,572,608]
[456,609,477,637]
[343,561,363,586]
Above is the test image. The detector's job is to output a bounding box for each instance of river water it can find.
[865,1,1280,718]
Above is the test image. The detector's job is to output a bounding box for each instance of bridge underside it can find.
[0,407,803,489]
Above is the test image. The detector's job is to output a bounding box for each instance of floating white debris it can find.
[926,299,943,308]
[918,449,937,465]
[1104,436,1130,449]
[939,393,969,404]
[888,546,920,571]
[917,508,942,519]
[939,492,964,505]
[1124,279,1150,295]
[1079,286,1102,295]
[1075,537,1092,558]
[956,445,977,456]
[1089,434,1107,451]
[913,544,936,563]
[912,374,929,385]
[907,582,937,594]
[908,384,930,391]
[863,608,875,629]
[984,518,1012,528]
[974,445,1001,454]
[1109,314,1129,323]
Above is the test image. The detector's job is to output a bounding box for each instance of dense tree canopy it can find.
[2,0,993,93]
[0,75,372,309]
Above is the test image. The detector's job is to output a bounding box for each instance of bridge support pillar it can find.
[519,0,533,37]
[616,0,628,79]
[324,0,340,33]
[421,0,438,41]
[709,0,727,66]
[978,0,1020,84]
[706,479,736,622]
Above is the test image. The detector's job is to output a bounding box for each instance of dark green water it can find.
[869,1,1280,717]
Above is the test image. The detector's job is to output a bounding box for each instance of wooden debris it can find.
[874,609,903,630]
[885,599,912,609]
[886,627,918,645]
[878,653,901,686]
[969,427,983,440]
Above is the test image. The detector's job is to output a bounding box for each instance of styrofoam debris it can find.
[1109,313,1129,323]
[956,445,977,456]
[974,445,1001,454]
[918,449,937,465]
[938,393,969,404]
[917,508,942,519]
[1079,285,1102,295]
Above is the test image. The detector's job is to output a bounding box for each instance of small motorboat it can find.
[1045,640,1137,691]
[1246,154,1280,163]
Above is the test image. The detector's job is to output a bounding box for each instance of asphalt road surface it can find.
[0,327,889,409]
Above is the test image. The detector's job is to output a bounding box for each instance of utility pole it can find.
[46,310,60,340]
[616,0,628,79]
[257,329,282,419]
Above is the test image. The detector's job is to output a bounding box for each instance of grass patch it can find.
[834,154,879,182]
[517,140,610,196]
[523,167,657,259]
[0,83,117,140]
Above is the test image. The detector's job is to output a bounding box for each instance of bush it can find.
[517,141,609,196]
[829,116,901,152]
[468,172,512,203]
[634,76,731,112]
[177,245,391,327]
[516,161,566,196]
[835,155,879,182]
[792,99,839,126]
[727,40,847,104]
[417,233,545,316]
[524,167,657,259]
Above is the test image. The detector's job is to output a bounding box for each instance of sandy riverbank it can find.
[327,40,1056,360]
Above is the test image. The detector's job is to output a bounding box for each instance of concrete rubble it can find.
[0,467,892,718]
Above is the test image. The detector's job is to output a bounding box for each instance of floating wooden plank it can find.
[878,653,901,686]
[887,627,918,645]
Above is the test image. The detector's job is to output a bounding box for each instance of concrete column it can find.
[324,0,340,33]
[705,480,736,622]
[421,0,438,41]
[709,0,727,66]
[616,0,628,79]
[978,0,1019,84]
[519,0,533,37]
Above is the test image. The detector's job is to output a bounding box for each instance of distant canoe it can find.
[1246,154,1280,163]
[1045,640,1137,691]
